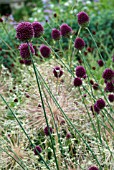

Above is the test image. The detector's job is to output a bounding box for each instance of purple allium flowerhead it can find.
[93,103,100,113]
[44,126,53,136]
[51,28,61,40]
[96,98,105,110]
[75,65,86,78]
[60,23,72,37]
[19,43,35,59]
[105,82,114,92]
[88,166,99,170]
[32,21,44,38]
[108,94,114,102]
[34,145,42,155]
[102,68,114,80]
[40,44,51,58]
[77,11,89,27]
[53,66,63,78]
[97,59,104,67]
[74,37,85,50]
[16,22,34,41]
[92,83,99,90]
[24,59,32,66]
[66,133,71,139]
[74,77,82,87]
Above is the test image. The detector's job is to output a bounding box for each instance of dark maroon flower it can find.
[24,59,32,66]
[51,28,61,40]
[84,51,88,56]
[102,68,114,80]
[66,133,71,139]
[40,45,51,58]
[92,66,96,70]
[93,83,99,90]
[97,60,104,67]
[60,23,72,37]
[108,94,114,102]
[19,59,25,64]
[75,66,86,78]
[93,103,100,113]
[87,47,92,52]
[19,43,35,59]
[0,18,3,22]
[0,47,2,51]
[74,77,82,87]
[96,98,105,110]
[54,13,57,17]
[105,82,114,92]
[74,37,85,50]
[16,22,34,41]
[53,66,63,78]
[77,11,89,27]
[92,30,96,35]
[14,98,18,102]
[34,145,42,155]
[44,126,53,136]
[88,166,99,170]
[32,22,43,38]
[90,80,94,85]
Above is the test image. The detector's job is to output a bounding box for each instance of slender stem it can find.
[27,43,59,170]
[86,27,106,66]
[0,94,51,170]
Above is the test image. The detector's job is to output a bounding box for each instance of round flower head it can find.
[76,65,86,78]
[96,98,105,110]
[66,133,71,139]
[97,59,104,67]
[51,28,61,40]
[108,94,114,102]
[34,145,42,155]
[74,37,85,50]
[19,43,35,59]
[105,82,114,92]
[44,126,53,136]
[92,83,99,90]
[74,77,82,87]
[60,23,72,37]
[16,22,34,41]
[40,45,51,58]
[77,11,89,27]
[53,66,63,78]
[88,166,99,170]
[102,68,114,80]
[93,103,100,113]
[24,59,32,66]
[32,21,43,38]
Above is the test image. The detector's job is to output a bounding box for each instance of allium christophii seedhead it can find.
[102,68,114,80]
[16,22,34,41]
[60,23,72,37]
[96,98,105,110]
[34,145,42,155]
[105,82,114,92]
[51,28,61,40]
[74,77,82,87]
[88,166,99,170]
[44,126,53,136]
[19,43,35,59]
[40,44,51,58]
[53,66,63,78]
[97,59,104,67]
[77,11,89,27]
[75,65,86,78]
[32,21,43,38]
[74,37,85,50]
[108,94,114,102]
